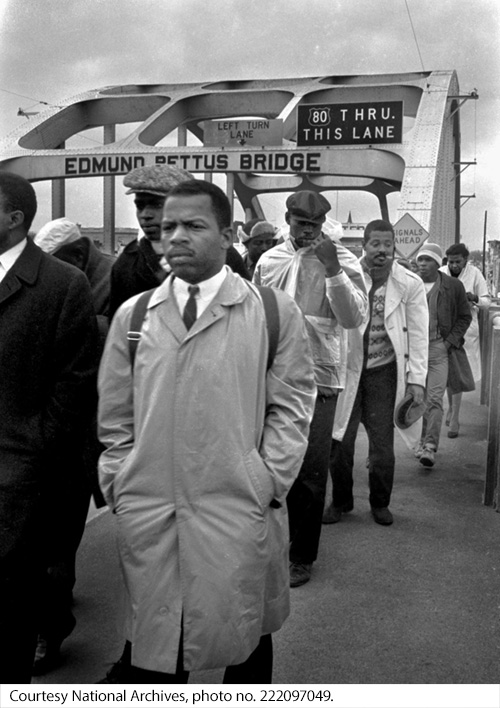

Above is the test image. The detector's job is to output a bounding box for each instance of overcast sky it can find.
[0,0,499,249]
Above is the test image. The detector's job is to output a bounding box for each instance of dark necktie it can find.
[182,285,200,330]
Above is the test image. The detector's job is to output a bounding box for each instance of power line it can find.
[404,0,426,72]
[0,86,62,109]
[0,86,103,144]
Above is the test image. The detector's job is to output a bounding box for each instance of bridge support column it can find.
[103,125,116,254]
[51,142,66,220]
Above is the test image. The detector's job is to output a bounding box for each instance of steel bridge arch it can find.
[0,70,461,252]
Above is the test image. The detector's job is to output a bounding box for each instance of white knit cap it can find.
[417,242,443,267]
[34,217,82,254]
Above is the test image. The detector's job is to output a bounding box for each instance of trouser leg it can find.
[223,634,273,684]
[39,478,91,642]
[129,633,189,684]
[360,363,397,509]
[330,385,363,509]
[0,491,44,683]
[0,566,39,683]
[38,562,77,641]
[422,341,448,451]
[449,392,462,432]
[127,634,272,684]
[287,394,337,564]
[129,664,189,683]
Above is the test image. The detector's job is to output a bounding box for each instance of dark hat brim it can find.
[394,393,426,430]
[287,209,326,224]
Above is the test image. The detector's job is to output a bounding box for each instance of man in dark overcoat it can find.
[0,172,99,683]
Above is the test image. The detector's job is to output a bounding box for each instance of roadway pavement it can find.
[33,389,500,685]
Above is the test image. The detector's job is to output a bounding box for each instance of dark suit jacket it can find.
[436,272,472,348]
[108,238,165,321]
[0,238,100,565]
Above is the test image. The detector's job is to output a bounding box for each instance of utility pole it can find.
[482,210,488,277]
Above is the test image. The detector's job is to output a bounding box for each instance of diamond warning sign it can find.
[393,213,428,259]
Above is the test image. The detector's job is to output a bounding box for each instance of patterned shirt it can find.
[365,282,395,369]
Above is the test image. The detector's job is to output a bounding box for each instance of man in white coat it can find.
[98,180,316,683]
[440,243,491,437]
[323,219,429,526]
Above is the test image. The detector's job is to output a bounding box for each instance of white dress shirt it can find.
[0,239,27,283]
[172,265,229,320]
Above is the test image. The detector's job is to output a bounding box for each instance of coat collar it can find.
[0,238,43,305]
[383,261,422,319]
[437,270,452,292]
[147,268,251,343]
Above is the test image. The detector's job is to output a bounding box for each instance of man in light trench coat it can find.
[98,180,316,683]
[323,219,429,526]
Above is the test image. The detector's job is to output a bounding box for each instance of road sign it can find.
[297,101,403,146]
[204,119,283,147]
[393,213,429,259]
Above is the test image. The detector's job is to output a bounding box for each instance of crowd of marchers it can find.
[0,164,489,684]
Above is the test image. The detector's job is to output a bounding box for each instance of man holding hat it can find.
[254,190,367,587]
[416,242,471,467]
[324,219,429,528]
[237,218,276,278]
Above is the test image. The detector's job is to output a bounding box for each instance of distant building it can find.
[340,212,364,258]
[79,226,138,255]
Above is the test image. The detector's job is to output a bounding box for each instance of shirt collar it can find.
[0,238,27,273]
[173,265,228,300]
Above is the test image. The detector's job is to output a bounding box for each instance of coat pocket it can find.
[243,448,275,510]
[304,316,340,365]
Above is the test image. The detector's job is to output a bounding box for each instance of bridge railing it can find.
[481,304,500,509]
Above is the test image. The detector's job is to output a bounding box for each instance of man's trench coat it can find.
[332,260,429,449]
[98,268,316,673]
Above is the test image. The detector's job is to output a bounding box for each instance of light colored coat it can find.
[440,262,491,381]
[98,269,316,673]
[254,235,368,391]
[333,261,429,449]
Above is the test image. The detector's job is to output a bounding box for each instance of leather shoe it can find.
[99,657,129,683]
[322,502,353,524]
[371,507,393,525]
[419,447,435,467]
[448,427,459,438]
[98,643,132,683]
[289,562,312,587]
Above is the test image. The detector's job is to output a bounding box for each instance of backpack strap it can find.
[254,284,280,371]
[127,284,280,373]
[127,288,156,370]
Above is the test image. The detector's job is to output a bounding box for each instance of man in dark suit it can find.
[415,242,472,467]
[0,172,99,683]
[109,165,249,320]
